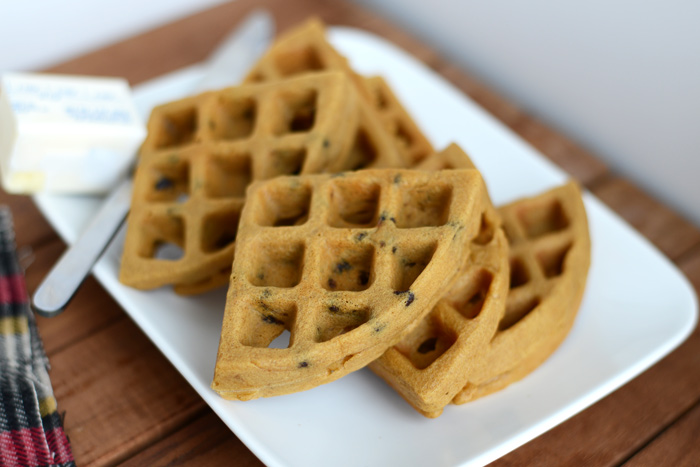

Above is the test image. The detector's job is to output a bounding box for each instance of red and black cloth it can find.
[0,207,74,467]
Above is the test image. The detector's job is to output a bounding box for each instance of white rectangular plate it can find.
[34,27,697,467]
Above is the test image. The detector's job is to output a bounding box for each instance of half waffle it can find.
[453,181,591,404]
[212,168,492,400]
[364,76,434,167]
[369,143,509,418]
[244,18,433,168]
[120,71,402,293]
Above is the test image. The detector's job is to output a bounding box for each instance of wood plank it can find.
[592,177,700,261]
[44,0,442,87]
[121,411,263,467]
[40,0,360,85]
[1,189,59,249]
[49,318,206,465]
[489,247,700,466]
[624,402,700,467]
[44,0,263,84]
[23,239,124,355]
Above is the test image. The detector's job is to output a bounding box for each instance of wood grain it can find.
[23,239,124,355]
[625,402,700,467]
[48,318,206,465]
[45,0,444,87]
[0,189,58,249]
[121,412,263,467]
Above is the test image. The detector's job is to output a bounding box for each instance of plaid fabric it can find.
[0,207,74,467]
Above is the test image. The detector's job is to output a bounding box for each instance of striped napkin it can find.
[0,207,74,467]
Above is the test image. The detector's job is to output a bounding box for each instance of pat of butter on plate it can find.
[0,72,146,194]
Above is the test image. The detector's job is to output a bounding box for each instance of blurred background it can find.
[1,0,698,225]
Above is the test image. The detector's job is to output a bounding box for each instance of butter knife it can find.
[32,10,274,316]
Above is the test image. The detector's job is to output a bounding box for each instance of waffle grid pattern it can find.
[370,217,509,417]
[213,168,490,400]
[364,76,434,167]
[244,18,433,168]
[454,181,590,404]
[368,144,509,417]
[121,72,402,292]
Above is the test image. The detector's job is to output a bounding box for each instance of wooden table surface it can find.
[3,0,699,465]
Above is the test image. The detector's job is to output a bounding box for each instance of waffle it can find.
[364,76,434,167]
[211,168,492,400]
[119,71,402,292]
[244,18,373,102]
[453,181,590,404]
[244,18,433,168]
[369,143,509,418]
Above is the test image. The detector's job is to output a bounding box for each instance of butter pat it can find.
[0,72,146,194]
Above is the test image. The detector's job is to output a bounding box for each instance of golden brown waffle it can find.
[364,76,434,167]
[244,18,433,168]
[370,223,508,417]
[453,181,590,404]
[244,18,373,101]
[211,168,493,400]
[120,71,402,292]
[369,143,509,418]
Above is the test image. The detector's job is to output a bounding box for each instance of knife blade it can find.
[32,10,275,317]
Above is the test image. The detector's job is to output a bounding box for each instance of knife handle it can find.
[32,178,133,317]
